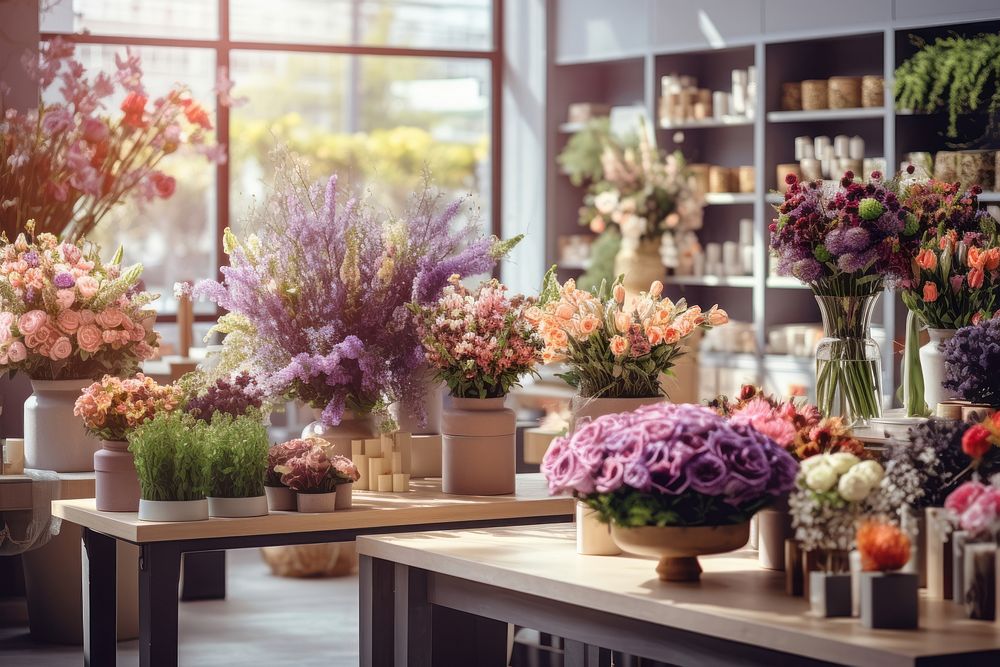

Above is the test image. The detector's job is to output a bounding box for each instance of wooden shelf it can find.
[704,192,756,205]
[659,117,753,130]
[664,275,754,287]
[766,107,886,123]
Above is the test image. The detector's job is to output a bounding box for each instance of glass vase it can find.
[814,292,883,427]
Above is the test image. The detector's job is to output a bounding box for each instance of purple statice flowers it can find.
[194,155,506,426]
[542,403,798,526]
[943,318,1000,406]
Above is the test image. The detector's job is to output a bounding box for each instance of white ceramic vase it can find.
[301,409,377,459]
[207,495,269,518]
[138,499,209,522]
[24,379,100,472]
[919,328,958,411]
[296,491,337,513]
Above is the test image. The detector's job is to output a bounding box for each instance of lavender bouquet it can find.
[541,403,797,527]
[942,318,1000,407]
[194,150,515,426]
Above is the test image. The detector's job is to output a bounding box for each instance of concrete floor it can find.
[0,548,360,666]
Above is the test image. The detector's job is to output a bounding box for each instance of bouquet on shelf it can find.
[409,277,542,399]
[789,452,884,571]
[0,229,160,380]
[541,403,798,527]
[74,373,180,441]
[528,269,727,399]
[275,443,360,494]
[192,149,516,426]
[942,318,1000,408]
[0,37,231,241]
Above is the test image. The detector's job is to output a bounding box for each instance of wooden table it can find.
[51,474,572,666]
[357,524,1000,667]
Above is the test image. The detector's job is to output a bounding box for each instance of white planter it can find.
[208,495,269,518]
[919,328,958,411]
[265,485,296,511]
[138,499,209,522]
[24,379,100,472]
[576,501,620,556]
[335,483,353,510]
[296,491,337,513]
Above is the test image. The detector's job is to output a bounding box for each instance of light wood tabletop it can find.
[51,474,572,544]
[358,523,1000,667]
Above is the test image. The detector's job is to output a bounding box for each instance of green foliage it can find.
[895,32,1000,139]
[203,412,269,498]
[577,227,621,292]
[556,118,613,187]
[128,413,210,502]
[582,489,770,528]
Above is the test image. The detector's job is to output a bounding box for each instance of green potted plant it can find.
[128,412,211,522]
[203,413,269,518]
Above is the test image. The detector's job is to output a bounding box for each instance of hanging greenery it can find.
[894,32,1000,140]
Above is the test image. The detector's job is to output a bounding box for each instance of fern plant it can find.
[895,32,1000,139]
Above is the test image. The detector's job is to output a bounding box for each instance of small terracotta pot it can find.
[265,485,296,512]
[441,396,515,496]
[611,522,750,582]
[94,440,140,512]
[296,491,337,513]
[335,483,353,510]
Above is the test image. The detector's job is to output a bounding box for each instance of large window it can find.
[41,0,500,322]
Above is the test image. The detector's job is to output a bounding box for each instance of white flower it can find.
[852,460,884,487]
[838,470,872,502]
[805,463,837,493]
[799,454,826,474]
[825,452,860,475]
[594,190,619,215]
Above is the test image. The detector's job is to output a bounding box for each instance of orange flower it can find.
[986,248,1000,271]
[614,311,631,334]
[922,281,939,302]
[183,101,213,130]
[555,303,576,321]
[613,284,626,304]
[915,248,937,271]
[707,305,728,326]
[609,335,629,358]
[649,280,664,298]
[856,521,910,572]
[969,267,985,289]
[646,326,664,345]
[967,246,986,270]
[578,315,600,336]
[120,92,148,129]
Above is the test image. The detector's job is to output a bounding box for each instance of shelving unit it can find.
[546,1,1000,403]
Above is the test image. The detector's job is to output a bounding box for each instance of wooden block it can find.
[381,434,395,461]
[377,474,393,493]
[394,432,412,474]
[524,429,559,465]
[351,440,364,457]
[2,438,25,475]
[353,454,369,491]
[391,451,402,474]
[392,473,410,493]
[369,457,384,484]
[410,434,442,478]
[364,438,381,457]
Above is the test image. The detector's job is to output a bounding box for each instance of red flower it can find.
[183,101,213,130]
[150,172,176,199]
[120,92,148,129]
[962,424,994,459]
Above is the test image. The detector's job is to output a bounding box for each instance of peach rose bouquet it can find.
[0,225,160,380]
[527,267,727,398]
[74,373,180,441]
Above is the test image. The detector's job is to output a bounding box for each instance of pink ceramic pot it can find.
[94,440,140,512]
[441,396,515,496]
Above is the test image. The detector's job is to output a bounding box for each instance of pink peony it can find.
[77,324,103,353]
[945,481,987,516]
[55,288,76,310]
[56,309,82,333]
[75,275,99,299]
[95,308,124,329]
[49,336,72,361]
[18,310,47,335]
[7,340,26,363]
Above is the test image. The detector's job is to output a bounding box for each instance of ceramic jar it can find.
[94,440,140,512]
[389,366,445,435]
[265,485,296,511]
[138,498,209,522]
[920,329,958,411]
[296,492,337,513]
[24,379,100,472]
[441,397,515,495]
[614,238,665,296]
[335,483,353,510]
[301,409,377,459]
[207,495,269,518]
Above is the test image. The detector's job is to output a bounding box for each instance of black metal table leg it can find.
[432,605,508,667]
[82,528,117,667]
[393,564,432,667]
[360,555,396,667]
[180,550,226,601]
[139,542,182,667]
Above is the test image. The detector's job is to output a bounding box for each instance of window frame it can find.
[41,0,504,323]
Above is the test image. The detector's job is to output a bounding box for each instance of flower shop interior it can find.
[3,0,1000,665]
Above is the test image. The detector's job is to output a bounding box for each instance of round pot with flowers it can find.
[410,277,542,496]
[74,374,180,511]
[276,441,360,513]
[128,413,211,522]
[265,439,314,511]
[543,403,797,582]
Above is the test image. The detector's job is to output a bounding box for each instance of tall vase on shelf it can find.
[919,328,958,411]
[441,396,515,496]
[24,379,100,472]
[614,237,665,296]
[813,288,883,428]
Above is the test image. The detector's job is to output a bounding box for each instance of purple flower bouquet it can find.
[542,403,798,527]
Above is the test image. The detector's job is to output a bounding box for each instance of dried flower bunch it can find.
[542,403,797,527]
[0,229,160,380]
[943,318,1000,406]
[856,521,911,572]
[74,373,180,441]
[529,269,727,399]
[184,371,264,422]
[275,442,360,494]
[0,37,231,241]
[193,150,514,426]
[410,277,542,399]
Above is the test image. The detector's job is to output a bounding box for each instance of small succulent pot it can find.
[964,542,997,620]
[296,491,337,513]
[335,483,353,510]
[925,507,953,599]
[138,498,209,522]
[860,572,918,629]
[207,495,269,518]
[809,571,852,617]
[265,485,297,512]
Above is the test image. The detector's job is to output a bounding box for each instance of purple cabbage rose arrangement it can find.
[542,403,798,527]
[192,150,517,427]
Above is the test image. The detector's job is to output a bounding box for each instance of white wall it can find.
[0,0,40,111]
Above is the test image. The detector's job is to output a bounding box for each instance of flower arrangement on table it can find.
[528,269,727,399]
[0,230,160,380]
[73,373,180,442]
[0,37,233,241]
[181,370,265,422]
[770,171,919,425]
[856,520,911,572]
[789,452,885,572]
[191,149,516,427]
[275,444,360,494]
[542,402,797,580]
[128,412,211,504]
[409,276,543,399]
[942,318,1000,409]
[201,412,269,505]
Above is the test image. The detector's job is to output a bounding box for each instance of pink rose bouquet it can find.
[73,373,180,441]
[945,480,1000,538]
[0,229,160,379]
[275,443,359,494]
[528,268,727,398]
[409,277,542,398]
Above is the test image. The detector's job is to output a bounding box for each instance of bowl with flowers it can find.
[543,402,797,581]
[266,439,316,511]
[274,440,360,513]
